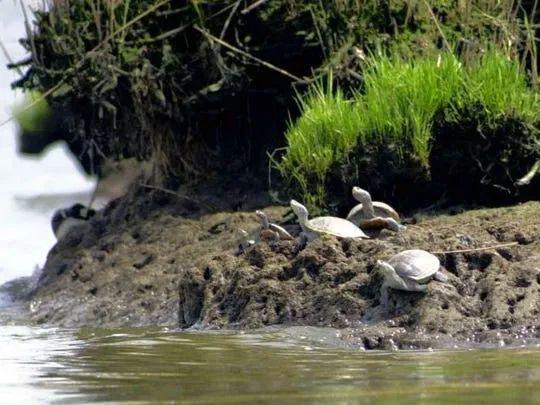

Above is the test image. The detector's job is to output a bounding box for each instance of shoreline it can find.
[2,183,538,350]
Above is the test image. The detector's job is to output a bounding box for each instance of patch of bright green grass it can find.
[276,79,361,207]
[12,91,51,133]
[276,50,539,207]
[460,50,540,121]
[358,53,462,164]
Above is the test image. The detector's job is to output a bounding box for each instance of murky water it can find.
[0,326,538,404]
[1,2,540,404]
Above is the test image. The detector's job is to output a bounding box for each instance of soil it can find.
[4,181,540,350]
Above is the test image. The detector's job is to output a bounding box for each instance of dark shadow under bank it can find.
[3,181,538,350]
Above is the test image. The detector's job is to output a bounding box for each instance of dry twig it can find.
[431,241,519,255]
[139,183,216,211]
[194,25,305,82]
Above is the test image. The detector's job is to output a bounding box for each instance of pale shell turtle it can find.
[290,199,369,242]
[347,187,403,232]
[237,229,256,255]
[255,210,293,241]
[376,249,448,307]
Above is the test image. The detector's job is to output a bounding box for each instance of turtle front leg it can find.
[296,232,308,251]
[434,271,448,283]
[380,283,390,309]
[406,282,428,292]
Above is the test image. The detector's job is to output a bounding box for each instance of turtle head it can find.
[352,187,371,203]
[385,218,407,233]
[255,210,269,228]
[290,199,309,222]
[376,260,396,278]
[68,203,96,220]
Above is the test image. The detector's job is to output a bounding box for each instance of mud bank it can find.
[9,185,540,349]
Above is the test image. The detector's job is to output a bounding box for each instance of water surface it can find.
[0,326,539,403]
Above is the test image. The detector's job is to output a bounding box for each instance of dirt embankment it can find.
[11,183,540,349]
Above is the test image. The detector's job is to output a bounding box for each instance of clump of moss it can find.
[276,50,540,209]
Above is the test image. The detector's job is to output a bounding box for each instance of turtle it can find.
[51,203,96,240]
[376,249,448,307]
[255,210,293,242]
[360,216,406,233]
[347,187,404,232]
[290,199,369,243]
[237,229,256,255]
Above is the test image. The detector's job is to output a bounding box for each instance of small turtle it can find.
[360,216,406,233]
[51,203,96,240]
[255,210,293,241]
[237,229,256,255]
[290,199,369,243]
[376,249,448,307]
[348,186,400,220]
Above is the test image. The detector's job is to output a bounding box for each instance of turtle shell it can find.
[308,216,368,239]
[388,249,440,282]
[347,202,399,225]
[358,217,391,230]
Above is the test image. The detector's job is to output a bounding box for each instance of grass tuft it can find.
[276,50,540,207]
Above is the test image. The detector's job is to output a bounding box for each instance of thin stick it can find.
[431,242,519,255]
[241,0,268,15]
[194,25,305,82]
[0,38,23,77]
[516,159,540,186]
[87,182,99,210]
[219,0,241,41]
[20,0,39,65]
[139,183,215,210]
[422,0,451,51]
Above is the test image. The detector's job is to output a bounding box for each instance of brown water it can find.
[1,326,539,404]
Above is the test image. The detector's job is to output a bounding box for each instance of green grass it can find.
[276,50,540,207]
[12,91,51,133]
[460,50,540,121]
[277,79,361,207]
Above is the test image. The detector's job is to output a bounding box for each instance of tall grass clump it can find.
[359,53,462,165]
[459,50,540,122]
[277,52,463,207]
[277,50,540,208]
[277,81,361,207]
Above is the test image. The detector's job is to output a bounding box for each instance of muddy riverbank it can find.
[4,181,539,350]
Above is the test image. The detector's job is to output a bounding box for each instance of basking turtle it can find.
[347,187,404,232]
[376,249,448,307]
[255,210,293,241]
[290,199,369,242]
[237,229,256,255]
[360,216,406,233]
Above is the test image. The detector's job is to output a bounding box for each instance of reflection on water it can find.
[0,326,539,403]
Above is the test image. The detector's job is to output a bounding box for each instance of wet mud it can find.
[5,184,539,350]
